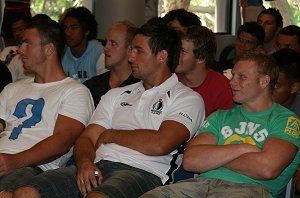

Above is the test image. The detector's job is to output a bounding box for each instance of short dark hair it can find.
[238,22,265,46]
[59,6,97,40]
[278,25,300,48]
[11,13,31,27]
[182,25,216,68]
[135,17,181,72]
[272,48,300,84]
[258,8,283,28]
[25,19,66,59]
[163,8,201,28]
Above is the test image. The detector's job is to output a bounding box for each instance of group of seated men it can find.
[0,5,299,198]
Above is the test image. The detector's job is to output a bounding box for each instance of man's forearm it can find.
[224,152,270,179]
[74,137,97,165]
[183,143,259,173]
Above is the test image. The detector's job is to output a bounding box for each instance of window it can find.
[158,0,233,33]
[30,0,82,21]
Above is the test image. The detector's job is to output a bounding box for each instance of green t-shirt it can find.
[198,103,300,198]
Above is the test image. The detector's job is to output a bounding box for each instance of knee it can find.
[13,186,40,198]
[86,192,108,198]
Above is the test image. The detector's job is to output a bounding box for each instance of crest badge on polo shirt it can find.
[151,99,163,115]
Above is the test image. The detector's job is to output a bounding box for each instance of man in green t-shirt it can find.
[141,49,300,198]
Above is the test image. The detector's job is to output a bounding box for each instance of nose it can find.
[128,48,135,63]
[18,43,25,55]
[104,43,110,52]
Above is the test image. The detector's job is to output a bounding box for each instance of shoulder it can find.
[171,82,204,107]
[207,69,230,83]
[105,81,141,96]
[58,78,91,93]
[205,69,232,90]
[84,71,110,86]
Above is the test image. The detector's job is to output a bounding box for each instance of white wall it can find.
[94,0,146,39]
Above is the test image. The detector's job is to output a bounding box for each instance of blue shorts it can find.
[26,160,163,198]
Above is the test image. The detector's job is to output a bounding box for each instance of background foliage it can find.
[31,0,82,21]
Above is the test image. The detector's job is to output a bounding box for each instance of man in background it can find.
[276,25,300,53]
[84,21,139,107]
[59,6,104,82]
[257,8,283,54]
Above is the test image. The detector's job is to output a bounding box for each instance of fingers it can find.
[77,169,102,196]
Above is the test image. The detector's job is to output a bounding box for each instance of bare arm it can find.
[74,124,106,196]
[96,120,190,156]
[0,114,85,175]
[224,137,297,179]
[183,132,261,173]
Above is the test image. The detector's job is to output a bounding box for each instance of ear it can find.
[290,82,300,94]
[260,75,271,89]
[196,58,205,65]
[44,43,55,56]
[84,30,90,36]
[157,50,168,63]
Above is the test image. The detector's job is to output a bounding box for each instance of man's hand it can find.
[76,160,103,196]
[0,153,19,176]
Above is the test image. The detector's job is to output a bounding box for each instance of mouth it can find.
[21,56,28,63]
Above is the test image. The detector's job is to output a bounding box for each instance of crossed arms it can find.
[74,120,191,196]
[183,132,298,180]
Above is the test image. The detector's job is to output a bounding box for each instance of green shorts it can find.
[141,177,270,198]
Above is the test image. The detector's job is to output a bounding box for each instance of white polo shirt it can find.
[90,74,205,183]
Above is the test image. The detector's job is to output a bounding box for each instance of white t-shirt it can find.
[0,77,94,170]
[90,74,205,183]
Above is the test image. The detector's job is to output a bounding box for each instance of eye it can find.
[111,41,118,47]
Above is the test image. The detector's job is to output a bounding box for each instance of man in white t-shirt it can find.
[14,18,205,198]
[0,19,94,197]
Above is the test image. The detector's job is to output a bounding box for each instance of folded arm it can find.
[224,137,298,179]
[96,120,190,156]
[0,114,85,176]
[183,132,260,173]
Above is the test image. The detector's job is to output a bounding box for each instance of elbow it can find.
[150,144,171,156]
[257,166,282,180]
[182,154,194,171]
[183,152,203,172]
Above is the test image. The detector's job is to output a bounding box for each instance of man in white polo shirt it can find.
[13,17,205,198]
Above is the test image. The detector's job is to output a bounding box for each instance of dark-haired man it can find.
[13,18,205,198]
[60,7,105,82]
[276,25,300,53]
[257,8,283,54]
[0,19,93,197]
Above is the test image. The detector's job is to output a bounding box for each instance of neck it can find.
[263,39,276,53]
[181,65,208,88]
[70,40,88,58]
[281,94,296,109]
[242,94,273,112]
[143,69,172,90]
[109,63,132,88]
[34,61,66,83]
